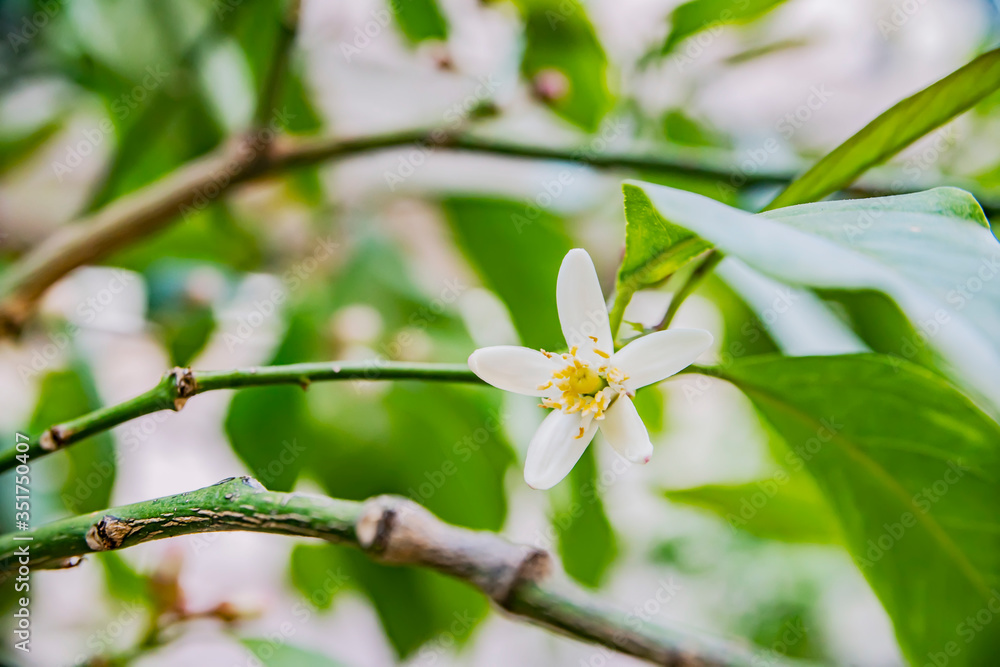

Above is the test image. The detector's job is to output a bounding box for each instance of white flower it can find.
[468,248,714,490]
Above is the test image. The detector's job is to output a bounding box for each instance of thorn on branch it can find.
[39,426,67,452]
[86,515,133,551]
[168,367,197,411]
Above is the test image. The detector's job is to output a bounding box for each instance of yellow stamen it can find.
[594,348,609,358]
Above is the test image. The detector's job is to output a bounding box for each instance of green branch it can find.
[0,476,762,667]
[6,120,990,337]
[0,361,480,474]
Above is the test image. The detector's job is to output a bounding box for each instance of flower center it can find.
[565,366,603,396]
[535,345,630,437]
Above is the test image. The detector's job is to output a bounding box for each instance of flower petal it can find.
[599,396,652,463]
[556,249,613,359]
[524,410,598,489]
[468,346,561,396]
[612,328,713,391]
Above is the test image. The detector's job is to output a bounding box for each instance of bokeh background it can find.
[1,0,999,664]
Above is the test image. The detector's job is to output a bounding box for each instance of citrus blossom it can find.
[468,248,713,489]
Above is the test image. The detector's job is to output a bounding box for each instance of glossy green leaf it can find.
[518,0,612,131]
[623,182,1000,413]
[816,289,935,367]
[665,474,840,545]
[610,185,712,334]
[241,638,346,666]
[711,354,1000,666]
[552,446,617,587]
[769,47,1000,209]
[444,197,573,351]
[660,0,789,56]
[29,367,115,515]
[391,0,449,43]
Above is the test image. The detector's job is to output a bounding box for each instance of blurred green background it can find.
[2,0,1000,664]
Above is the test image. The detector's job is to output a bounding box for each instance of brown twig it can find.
[0,476,764,666]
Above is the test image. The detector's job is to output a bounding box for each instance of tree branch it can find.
[253,0,300,131]
[657,251,724,331]
[0,361,480,474]
[0,129,792,337]
[0,476,762,666]
[4,122,995,337]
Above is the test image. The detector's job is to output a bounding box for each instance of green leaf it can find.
[816,289,935,367]
[660,0,789,56]
[144,260,222,366]
[98,552,153,606]
[29,366,115,515]
[289,543,349,612]
[664,474,841,545]
[443,197,573,351]
[661,109,727,148]
[241,638,346,666]
[391,0,449,43]
[552,446,617,587]
[714,260,866,356]
[710,354,1000,667]
[85,80,224,211]
[632,385,665,434]
[518,0,612,131]
[769,47,1000,209]
[623,182,1000,413]
[611,185,713,334]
